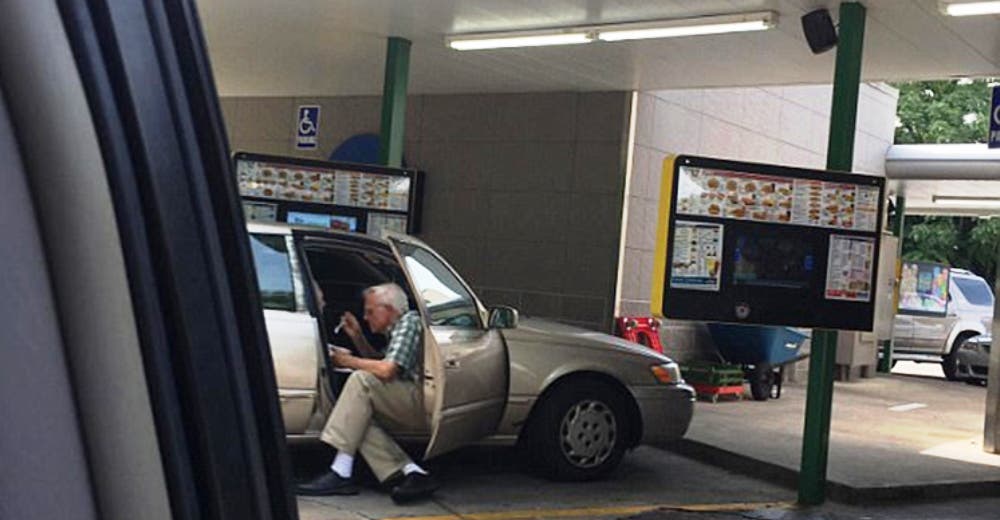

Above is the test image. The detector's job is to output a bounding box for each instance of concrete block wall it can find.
[620,83,899,362]
[221,92,632,331]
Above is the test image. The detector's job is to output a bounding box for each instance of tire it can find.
[525,380,631,481]
[943,333,977,382]
[749,364,773,401]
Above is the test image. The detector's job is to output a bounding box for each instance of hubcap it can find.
[559,399,616,468]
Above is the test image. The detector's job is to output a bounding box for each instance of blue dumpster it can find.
[705,323,809,400]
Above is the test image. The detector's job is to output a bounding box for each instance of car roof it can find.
[245,221,396,250]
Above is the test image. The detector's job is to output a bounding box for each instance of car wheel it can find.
[526,380,630,481]
[943,333,977,382]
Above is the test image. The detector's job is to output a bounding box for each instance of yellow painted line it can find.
[381,501,792,520]
[671,501,791,512]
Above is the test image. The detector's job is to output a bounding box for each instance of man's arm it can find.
[341,312,380,358]
[332,350,398,381]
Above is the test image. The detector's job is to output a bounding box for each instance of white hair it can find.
[364,283,409,315]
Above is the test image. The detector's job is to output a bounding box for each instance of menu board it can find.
[237,158,411,211]
[676,166,879,232]
[898,261,950,315]
[825,235,875,302]
[242,201,278,222]
[367,213,408,238]
[670,221,724,291]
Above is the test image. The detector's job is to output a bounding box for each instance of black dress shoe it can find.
[296,471,359,496]
[390,472,440,503]
[381,470,405,489]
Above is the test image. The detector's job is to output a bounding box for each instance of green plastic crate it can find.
[681,362,744,387]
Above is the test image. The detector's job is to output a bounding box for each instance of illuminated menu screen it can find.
[898,261,950,315]
[236,158,412,212]
[676,166,879,232]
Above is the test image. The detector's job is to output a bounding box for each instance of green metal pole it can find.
[799,2,866,506]
[378,37,411,167]
[878,195,905,373]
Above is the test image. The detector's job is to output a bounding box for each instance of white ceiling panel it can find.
[197,0,1000,96]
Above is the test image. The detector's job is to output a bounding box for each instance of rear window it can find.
[249,233,296,311]
[954,277,994,307]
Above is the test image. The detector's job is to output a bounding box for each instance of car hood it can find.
[504,317,675,364]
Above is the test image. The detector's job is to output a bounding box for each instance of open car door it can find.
[388,235,508,459]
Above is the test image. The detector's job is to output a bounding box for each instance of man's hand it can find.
[341,312,378,358]
[330,347,355,369]
[330,347,397,381]
[341,312,362,340]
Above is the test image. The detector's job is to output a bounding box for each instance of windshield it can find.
[954,277,994,307]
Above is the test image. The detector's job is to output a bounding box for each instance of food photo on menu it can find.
[677,165,877,232]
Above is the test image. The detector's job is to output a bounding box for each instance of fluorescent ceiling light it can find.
[446,11,776,50]
[598,12,776,42]
[446,30,592,51]
[932,195,1000,208]
[941,1,1000,16]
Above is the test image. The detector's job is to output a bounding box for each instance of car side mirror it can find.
[488,306,519,329]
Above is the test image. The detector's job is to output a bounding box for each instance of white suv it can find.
[893,268,995,380]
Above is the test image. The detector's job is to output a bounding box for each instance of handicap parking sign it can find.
[990,87,1000,149]
[296,105,320,149]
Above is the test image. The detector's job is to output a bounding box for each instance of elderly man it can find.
[297,282,439,502]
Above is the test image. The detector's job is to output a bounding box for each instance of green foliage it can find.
[903,216,997,286]
[968,218,1000,283]
[902,217,959,263]
[892,78,1000,286]
[893,79,996,144]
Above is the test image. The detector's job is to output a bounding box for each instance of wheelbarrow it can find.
[706,323,810,401]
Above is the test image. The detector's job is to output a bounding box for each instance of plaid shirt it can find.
[384,310,422,381]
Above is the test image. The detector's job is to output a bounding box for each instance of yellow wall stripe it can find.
[650,155,678,318]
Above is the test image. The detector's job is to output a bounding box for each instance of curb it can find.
[663,438,1000,504]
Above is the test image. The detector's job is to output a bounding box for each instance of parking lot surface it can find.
[673,363,1000,501]
[293,445,792,520]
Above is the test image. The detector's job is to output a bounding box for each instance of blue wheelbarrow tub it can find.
[706,323,808,366]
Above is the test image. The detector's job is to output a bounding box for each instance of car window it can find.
[249,233,296,311]
[954,277,994,307]
[395,242,481,328]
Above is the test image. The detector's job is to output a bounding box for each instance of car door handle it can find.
[444,358,460,369]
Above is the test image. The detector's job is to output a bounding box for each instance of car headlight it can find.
[650,363,682,384]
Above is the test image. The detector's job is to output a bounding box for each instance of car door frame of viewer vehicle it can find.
[0,1,298,519]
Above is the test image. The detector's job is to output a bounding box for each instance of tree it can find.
[894,79,995,144]
[902,217,959,264]
[902,215,996,287]
[893,78,1000,287]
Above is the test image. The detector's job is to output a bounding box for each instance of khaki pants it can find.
[320,371,425,482]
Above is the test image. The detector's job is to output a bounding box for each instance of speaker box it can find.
[801,8,838,54]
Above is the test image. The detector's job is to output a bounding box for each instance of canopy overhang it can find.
[885,144,1000,216]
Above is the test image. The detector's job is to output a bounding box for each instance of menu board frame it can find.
[652,155,886,332]
[233,152,424,236]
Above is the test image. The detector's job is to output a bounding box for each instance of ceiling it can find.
[197,0,1000,97]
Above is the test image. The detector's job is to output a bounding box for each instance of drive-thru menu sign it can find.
[651,155,886,331]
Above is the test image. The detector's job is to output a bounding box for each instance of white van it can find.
[893,268,995,380]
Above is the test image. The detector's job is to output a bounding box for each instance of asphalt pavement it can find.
[293,361,1000,520]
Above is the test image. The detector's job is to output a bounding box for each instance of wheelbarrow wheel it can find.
[749,364,773,401]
